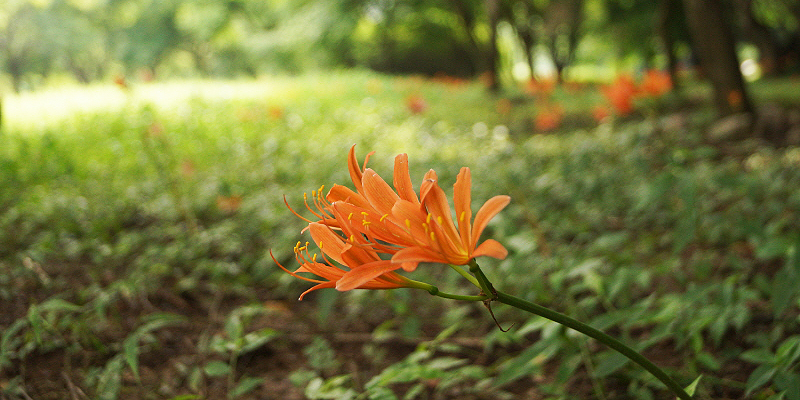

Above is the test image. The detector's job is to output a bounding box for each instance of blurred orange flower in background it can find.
[279,146,510,297]
[639,70,672,98]
[406,94,427,114]
[534,104,564,131]
[602,75,638,116]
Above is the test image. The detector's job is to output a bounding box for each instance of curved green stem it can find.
[493,290,691,400]
[405,279,490,302]
[449,264,481,287]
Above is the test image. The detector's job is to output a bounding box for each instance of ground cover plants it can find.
[1,71,800,399]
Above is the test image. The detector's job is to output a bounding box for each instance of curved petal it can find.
[472,239,508,260]
[421,182,462,252]
[362,169,400,216]
[326,184,371,209]
[347,145,374,194]
[308,223,348,265]
[471,195,510,247]
[390,200,431,245]
[419,170,438,209]
[393,154,419,204]
[392,246,448,265]
[336,260,401,291]
[453,167,472,249]
[298,281,337,300]
[295,262,345,281]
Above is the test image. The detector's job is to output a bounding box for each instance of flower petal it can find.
[308,222,349,266]
[472,239,508,260]
[471,195,510,247]
[327,184,371,209]
[392,246,448,265]
[298,281,337,300]
[362,168,400,216]
[453,167,472,249]
[393,154,419,204]
[336,260,401,291]
[347,145,374,194]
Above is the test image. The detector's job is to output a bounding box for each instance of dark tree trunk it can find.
[486,0,501,91]
[656,0,680,88]
[682,0,753,116]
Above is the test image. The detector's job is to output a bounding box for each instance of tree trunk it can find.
[485,0,501,91]
[656,0,680,88]
[682,0,753,116]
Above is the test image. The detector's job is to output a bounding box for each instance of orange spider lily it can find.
[287,145,509,268]
[390,167,510,266]
[639,70,672,98]
[272,224,415,299]
[279,145,510,297]
[602,75,638,116]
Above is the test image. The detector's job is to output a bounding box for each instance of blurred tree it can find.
[0,1,57,91]
[542,0,583,82]
[683,0,754,117]
[733,0,800,76]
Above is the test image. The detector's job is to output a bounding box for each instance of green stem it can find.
[405,279,490,302]
[493,290,692,400]
[449,264,481,287]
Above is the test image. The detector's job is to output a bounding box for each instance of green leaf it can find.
[772,265,798,316]
[122,335,140,381]
[683,375,702,397]
[746,364,778,395]
[96,354,124,400]
[493,342,546,387]
[740,348,775,364]
[231,376,263,398]
[203,360,231,377]
[592,350,630,378]
[774,371,800,400]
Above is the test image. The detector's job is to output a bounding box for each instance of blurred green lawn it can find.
[1,71,799,399]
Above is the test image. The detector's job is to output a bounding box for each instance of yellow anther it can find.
[312,254,318,262]
[362,219,371,227]
[405,219,412,229]
[349,235,356,242]
[429,232,436,242]
[348,212,354,220]
[459,211,466,222]
[437,216,444,225]
[380,214,389,222]
[426,213,432,224]
[303,193,308,200]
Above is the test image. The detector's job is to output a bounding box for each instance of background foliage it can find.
[1,71,800,399]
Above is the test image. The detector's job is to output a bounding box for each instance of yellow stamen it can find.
[380,214,389,222]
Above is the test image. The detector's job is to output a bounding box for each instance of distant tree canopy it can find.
[1,0,798,93]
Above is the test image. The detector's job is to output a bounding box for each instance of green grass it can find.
[1,71,800,400]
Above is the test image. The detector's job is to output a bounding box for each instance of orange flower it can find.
[534,104,564,131]
[592,105,611,122]
[272,225,414,299]
[602,75,638,115]
[406,94,427,114]
[390,167,510,266]
[639,70,672,97]
[282,146,510,295]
